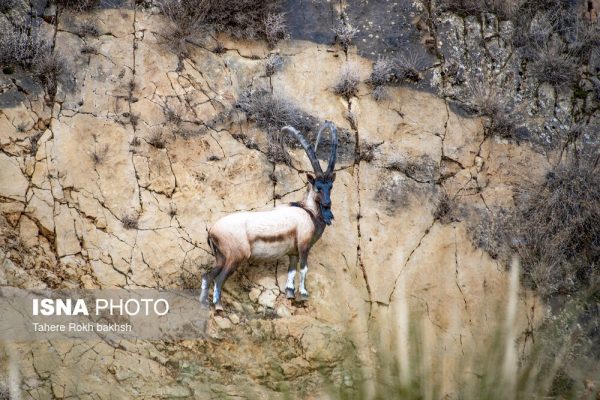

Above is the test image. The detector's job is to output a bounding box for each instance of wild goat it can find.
[200,122,338,310]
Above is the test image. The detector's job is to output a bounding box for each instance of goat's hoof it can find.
[214,303,224,312]
[300,293,309,301]
[200,301,210,309]
[286,288,295,299]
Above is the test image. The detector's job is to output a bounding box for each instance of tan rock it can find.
[249,287,261,302]
[25,188,55,236]
[444,112,485,168]
[281,357,311,378]
[54,204,82,257]
[0,153,29,201]
[90,259,127,287]
[214,316,233,330]
[256,275,278,290]
[229,313,240,324]
[258,289,278,308]
[19,215,39,247]
[276,304,292,318]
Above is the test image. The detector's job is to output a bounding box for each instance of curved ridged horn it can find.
[323,121,338,177]
[314,122,329,154]
[282,126,324,177]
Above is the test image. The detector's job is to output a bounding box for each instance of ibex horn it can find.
[282,125,324,177]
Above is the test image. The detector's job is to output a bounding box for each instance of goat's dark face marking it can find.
[308,173,336,225]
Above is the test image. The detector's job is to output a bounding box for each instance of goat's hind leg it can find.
[200,266,222,308]
[213,263,236,312]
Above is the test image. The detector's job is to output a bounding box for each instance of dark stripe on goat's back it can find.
[255,229,295,243]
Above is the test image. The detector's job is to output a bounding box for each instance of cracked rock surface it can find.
[0,3,551,398]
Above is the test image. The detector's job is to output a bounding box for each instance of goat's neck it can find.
[302,187,320,216]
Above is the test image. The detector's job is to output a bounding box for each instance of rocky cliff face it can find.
[0,1,561,398]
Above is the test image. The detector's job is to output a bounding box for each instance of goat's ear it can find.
[306,173,315,185]
[330,172,336,182]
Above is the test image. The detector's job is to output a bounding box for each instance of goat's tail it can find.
[206,227,217,257]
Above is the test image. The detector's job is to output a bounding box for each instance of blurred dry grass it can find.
[327,259,598,400]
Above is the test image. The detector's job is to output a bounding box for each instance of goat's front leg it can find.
[286,256,298,299]
[299,255,309,301]
[200,266,222,308]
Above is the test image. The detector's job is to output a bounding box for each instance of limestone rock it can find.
[249,287,261,302]
[0,153,28,201]
[258,289,278,309]
[214,316,233,330]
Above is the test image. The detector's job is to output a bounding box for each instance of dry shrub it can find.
[212,41,225,54]
[78,19,100,37]
[375,174,414,214]
[434,191,462,224]
[439,0,568,20]
[0,0,16,13]
[521,0,580,14]
[147,129,166,149]
[358,140,383,162]
[233,133,259,150]
[265,53,283,77]
[467,84,516,139]
[530,43,578,89]
[440,0,524,18]
[372,85,388,102]
[472,153,600,299]
[394,51,428,83]
[512,3,592,88]
[55,0,100,11]
[333,63,360,100]
[235,89,320,163]
[121,213,139,230]
[34,52,65,98]
[163,103,183,127]
[514,13,555,57]
[235,89,356,165]
[266,136,291,165]
[0,24,68,99]
[236,89,317,140]
[511,156,600,297]
[158,0,285,54]
[367,50,428,97]
[468,209,512,261]
[0,25,50,69]
[386,155,439,183]
[263,13,288,46]
[369,56,395,88]
[81,44,98,54]
[333,18,358,51]
[439,0,486,15]
[492,0,525,19]
[89,143,109,165]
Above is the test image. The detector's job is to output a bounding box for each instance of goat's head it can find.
[282,121,338,225]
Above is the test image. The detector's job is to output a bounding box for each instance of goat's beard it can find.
[319,204,334,225]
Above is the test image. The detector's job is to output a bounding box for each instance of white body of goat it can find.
[208,203,323,262]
